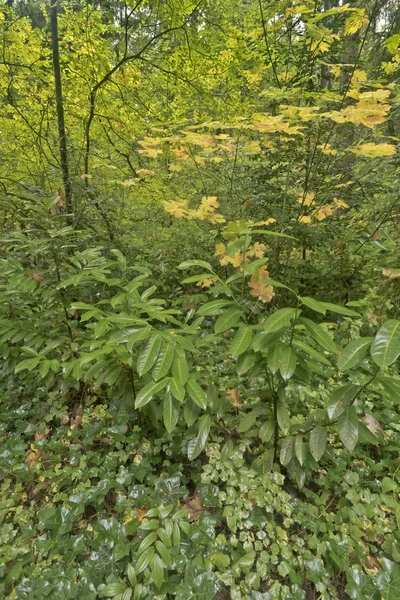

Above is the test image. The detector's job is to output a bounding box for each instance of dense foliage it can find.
[0,0,399,598]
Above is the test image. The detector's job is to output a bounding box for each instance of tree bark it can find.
[50,0,73,224]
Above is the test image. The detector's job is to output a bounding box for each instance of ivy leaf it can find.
[371,320,400,368]
[338,405,358,451]
[310,426,327,461]
[188,415,211,460]
[230,324,253,356]
[345,567,379,600]
[376,559,400,600]
[338,337,374,371]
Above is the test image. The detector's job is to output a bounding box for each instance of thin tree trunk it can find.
[50,0,73,224]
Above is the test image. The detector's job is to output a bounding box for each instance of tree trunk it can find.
[50,0,73,224]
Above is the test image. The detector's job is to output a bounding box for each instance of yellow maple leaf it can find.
[201,196,220,210]
[196,277,218,288]
[164,200,188,218]
[138,147,163,158]
[349,143,396,158]
[254,218,276,226]
[244,140,261,154]
[299,215,312,224]
[344,10,368,36]
[248,280,274,303]
[314,205,334,221]
[298,192,315,206]
[333,198,349,209]
[251,242,267,258]
[382,268,400,279]
[232,252,244,268]
[215,243,226,257]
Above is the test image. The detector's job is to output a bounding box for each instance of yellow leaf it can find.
[298,192,315,206]
[138,147,163,158]
[382,268,400,279]
[314,205,333,221]
[349,142,396,158]
[164,201,188,218]
[196,277,218,288]
[333,198,349,209]
[344,10,368,36]
[251,242,267,258]
[215,243,227,257]
[169,164,182,172]
[254,218,276,226]
[137,169,156,177]
[299,215,312,224]
[244,140,261,154]
[248,278,274,303]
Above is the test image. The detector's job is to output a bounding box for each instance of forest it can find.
[0,0,399,598]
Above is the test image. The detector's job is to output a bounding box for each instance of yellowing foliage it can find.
[350,143,396,158]
[248,267,274,303]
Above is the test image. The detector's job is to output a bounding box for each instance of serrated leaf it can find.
[264,308,298,333]
[186,378,208,410]
[230,324,253,356]
[327,384,359,420]
[301,318,337,353]
[338,405,358,451]
[280,346,297,380]
[338,337,374,371]
[371,320,400,368]
[137,335,161,376]
[135,378,168,409]
[188,415,211,460]
[152,342,174,381]
[215,308,242,333]
[310,426,327,461]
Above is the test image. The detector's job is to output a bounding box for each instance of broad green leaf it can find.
[135,547,155,574]
[376,559,400,600]
[178,259,214,272]
[295,434,307,466]
[252,328,285,352]
[268,342,283,374]
[320,302,360,317]
[135,378,168,409]
[163,391,180,433]
[379,376,400,404]
[236,351,256,375]
[151,553,165,590]
[98,583,127,597]
[371,320,400,368]
[184,398,200,426]
[197,299,235,316]
[230,324,253,356]
[338,337,374,371]
[299,296,326,315]
[188,415,211,460]
[310,426,327,461]
[280,437,294,466]
[127,564,136,587]
[138,531,157,553]
[264,308,298,334]
[15,357,40,374]
[137,335,161,376]
[152,342,174,381]
[182,273,215,283]
[172,355,189,385]
[155,540,172,567]
[256,229,297,240]
[280,346,297,380]
[327,384,359,420]
[215,308,242,333]
[238,410,259,433]
[259,420,275,443]
[186,378,208,410]
[169,377,185,402]
[345,567,379,600]
[301,318,337,353]
[293,340,331,365]
[277,401,290,435]
[338,405,358,451]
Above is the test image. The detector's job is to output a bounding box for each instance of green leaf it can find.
[15,357,40,374]
[215,309,242,333]
[310,426,327,461]
[172,355,189,385]
[178,259,214,272]
[151,553,165,590]
[184,398,200,426]
[169,377,185,402]
[277,401,290,435]
[137,335,161,376]
[280,346,297,380]
[382,477,397,493]
[338,337,374,371]
[138,531,157,553]
[127,564,136,587]
[230,324,253,356]
[264,308,298,334]
[155,540,172,567]
[379,376,400,404]
[371,320,400,368]
[338,405,358,451]
[196,299,235,316]
[259,420,275,443]
[98,583,127,598]
[238,410,259,433]
[268,342,283,374]
[256,229,297,240]
[135,546,155,574]
[182,273,215,283]
[293,340,331,365]
[163,391,180,433]
[186,378,208,410]
[280,437,294,466]
[188,415,211,460]
[301,318,337,353]
[236,351,256,375]
[135,378,168,409]
[376,559,400,600]
[295,434,307,466]
[299,297,326,315]
[345,567,379,600]
[320,302,360,317]
[327,384,359,420]
[152,343,174,381]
